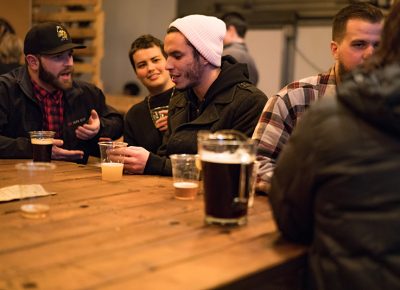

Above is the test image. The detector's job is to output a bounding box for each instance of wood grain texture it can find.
[0,160,306,290]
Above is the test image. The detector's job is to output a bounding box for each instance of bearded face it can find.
[37,52,74,91]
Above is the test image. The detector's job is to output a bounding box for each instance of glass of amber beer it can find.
[29,131,55,162]
[98,141,128,182]
[197,130,256,226]
[170,154,200,200]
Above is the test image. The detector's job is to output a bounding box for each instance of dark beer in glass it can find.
[201,155,254,225]
[198,130,256,226]
[29,131,55,162]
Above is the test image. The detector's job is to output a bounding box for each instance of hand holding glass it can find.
[98,141,127,182]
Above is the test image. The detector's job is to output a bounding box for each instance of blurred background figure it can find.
[123,81,141,96]
[0,18,15,39]
[221,12,259,85]
[0,18,22,75]
[270,1,400,289]
[0,33,22,74]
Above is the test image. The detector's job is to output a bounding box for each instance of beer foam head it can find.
[173,181,199,188]
[31,138,53,145]
[200,149,254,164]
[101,162,124,168]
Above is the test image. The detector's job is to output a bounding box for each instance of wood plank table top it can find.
[0,159,306,290]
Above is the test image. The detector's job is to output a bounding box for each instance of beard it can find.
[338,61,352,82]
[180,58,204,90]
[38,59,73,91]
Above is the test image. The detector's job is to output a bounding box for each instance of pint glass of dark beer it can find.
[197,130,256,226]
[29,131,55,162]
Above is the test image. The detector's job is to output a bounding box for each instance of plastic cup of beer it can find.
[29,131,55,162]
[98,141,128,182]
[170,154,200,200]
[16,162,56,219]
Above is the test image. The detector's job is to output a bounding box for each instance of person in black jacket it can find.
[124,34,178,153]
[0,22,123,163]
[270,2,400,289]
[114,15,267,176]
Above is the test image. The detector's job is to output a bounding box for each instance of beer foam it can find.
[173,181,198,189]
[31,138,53,145]
[101,162,123,168]
[200,150,254,164]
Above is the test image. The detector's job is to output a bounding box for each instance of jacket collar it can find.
[171,85,237,127]
[174,86,235,109]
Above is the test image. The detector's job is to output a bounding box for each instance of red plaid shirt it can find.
[32,80,64,138]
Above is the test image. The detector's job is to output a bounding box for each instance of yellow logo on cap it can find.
[56,25,69,41]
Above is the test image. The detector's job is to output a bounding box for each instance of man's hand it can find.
[154,110,168,132]
[110,146,149,174]
[52,139,84,161]
[76,109,100,140]
[255,181,270,195]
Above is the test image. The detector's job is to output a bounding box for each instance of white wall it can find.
[102,1,333,98]
[246,29,283,98]
[102,0,176,94]
[246,25,333,97]
[293,25,333,81]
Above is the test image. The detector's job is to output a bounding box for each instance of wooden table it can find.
[0,160,306,290]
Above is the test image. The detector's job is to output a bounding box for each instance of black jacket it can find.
[144,56,268,176]
[0,66,123,162]
[270,64,400,290]
[123,87,179,154]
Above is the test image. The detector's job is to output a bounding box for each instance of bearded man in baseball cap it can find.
[0,22,123,163]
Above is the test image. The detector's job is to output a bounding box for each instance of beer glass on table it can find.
[197,130,256,226]
[170,154,200,200]
[16,162,56,219]
[98,141,128,182]
[29,131,55,162]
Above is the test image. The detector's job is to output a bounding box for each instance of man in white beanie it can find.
[116,14,267,176]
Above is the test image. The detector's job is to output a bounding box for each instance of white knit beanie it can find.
[169,14,226,67]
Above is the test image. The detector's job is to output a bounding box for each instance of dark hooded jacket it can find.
[0,65,123,162]
[144,56,268,175]
[270,63,400,290]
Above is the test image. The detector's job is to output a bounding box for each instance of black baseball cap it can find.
[24,22,86,55]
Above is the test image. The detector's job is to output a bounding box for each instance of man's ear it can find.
[330,41,339,60]
[226,25,237,38]
[26,54,39,70]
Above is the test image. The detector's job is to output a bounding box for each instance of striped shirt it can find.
[252,66,338,191]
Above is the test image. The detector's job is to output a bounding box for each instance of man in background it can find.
[270,2,400,288]
[0,22,123,162]
[221,12,259,85]
[252,3,384,193]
